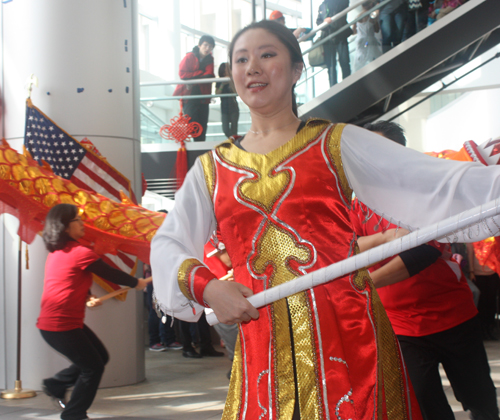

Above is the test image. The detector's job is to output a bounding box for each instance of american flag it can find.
[24,99,137,204]
[23,99,138,297]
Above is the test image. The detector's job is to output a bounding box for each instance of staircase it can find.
[299,0,500,125]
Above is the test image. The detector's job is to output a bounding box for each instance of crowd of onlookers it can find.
[318,0,469,85]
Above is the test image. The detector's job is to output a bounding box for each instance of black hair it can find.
[362,1,376,10]
[42,204,78,252]
[364,121,407,146]
[199,35,215,48]
[218,62,228,78]
[228,20,304,116]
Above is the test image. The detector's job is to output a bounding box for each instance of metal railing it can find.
[139,0,392,102]
[299,0,368,43]
[301,0,391,55]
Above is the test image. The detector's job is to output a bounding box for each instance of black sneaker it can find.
[42,383,66,410]
[200,346,224,357]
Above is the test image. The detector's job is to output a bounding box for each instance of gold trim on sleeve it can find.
[199,152,217,202]
[177,258,203,301]
[326,123,353,205]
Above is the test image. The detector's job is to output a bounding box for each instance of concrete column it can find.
[0,0,144,389]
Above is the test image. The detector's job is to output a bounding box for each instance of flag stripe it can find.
[81,155,126,198]
[103,253,134,273]
[117,251,135,268]
[84,152,130,190]
[74,165,121,202]
[70,175,96,193]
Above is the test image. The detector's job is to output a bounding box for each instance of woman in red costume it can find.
[151,20,500,419]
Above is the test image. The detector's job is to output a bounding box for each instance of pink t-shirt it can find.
[37,241,99,331]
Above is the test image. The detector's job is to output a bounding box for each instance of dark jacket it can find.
[316,0,352,41]
[173,46,215,104]
[216,82,239,115]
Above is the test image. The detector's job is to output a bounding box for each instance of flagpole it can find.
[1,238,36,399]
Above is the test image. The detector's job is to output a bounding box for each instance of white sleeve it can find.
[150,159,217,321]
[341,124,500,242]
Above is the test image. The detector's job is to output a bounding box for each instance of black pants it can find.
[40,325,109,420]
[182,100,209,142]
[476,273,500,332]
[221,108,239,138]
[324,38,351,87]
[397,316,499,420]
[180,312,212,351]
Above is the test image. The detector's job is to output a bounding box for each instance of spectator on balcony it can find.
[378,0,408,52]
[352,2,383,71]
[174,35,215,142]
[216,63,239,139]
[269,10,311,39]
[316,0,352,86]
[403,0,430,40]
[436,0,464,20]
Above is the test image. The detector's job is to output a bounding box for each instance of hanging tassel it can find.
[373,214,384,231]
[176,144,188,190]
[25,244,29,270]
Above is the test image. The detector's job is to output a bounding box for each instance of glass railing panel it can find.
[140,81,251,145]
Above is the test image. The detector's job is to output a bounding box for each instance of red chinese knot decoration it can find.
[159,112,203,190]
[159,112,202,147]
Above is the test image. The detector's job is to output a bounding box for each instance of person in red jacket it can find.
[37,204,151,420]
[173,35,215,142]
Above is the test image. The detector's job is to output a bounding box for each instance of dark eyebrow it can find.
[234,44,278,55]
[257,44,277,50]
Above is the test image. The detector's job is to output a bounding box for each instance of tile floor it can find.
[1,340,500,419]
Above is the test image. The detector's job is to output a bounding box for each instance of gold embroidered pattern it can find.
[352,242,409,419]
[352,265,371,291]
[199,151,217,202]
[288,292,323,419]
[326,123,353,205]
[252,223,312,281]
[177,258,203,301]
[370,285,408,419]
[214,121,330,418]
[272,298,295,419]
[222,334,243,420]
[240,168,290,214]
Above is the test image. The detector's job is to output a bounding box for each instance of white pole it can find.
[207,198,500,325]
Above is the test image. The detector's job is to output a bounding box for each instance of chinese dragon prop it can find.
[0,139,163,266]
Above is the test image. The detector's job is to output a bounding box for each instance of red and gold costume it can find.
[153,120,421,419]
[152,120,500,419]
